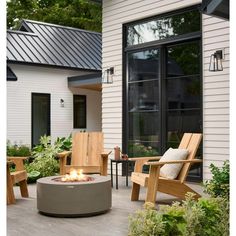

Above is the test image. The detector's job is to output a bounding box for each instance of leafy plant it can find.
[54,134,72,151]
[25,135,72,180]
[204,161,229,199]
[27,171,41,183]
[128,194,229,236]
[7,141,31,157]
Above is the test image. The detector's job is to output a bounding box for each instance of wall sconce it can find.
[102,67,114,84]
[209,50,223,72]
[60,99,64,107]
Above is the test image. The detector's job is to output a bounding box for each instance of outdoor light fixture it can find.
[209,50,223,72]
[102,67,114,84]
[60,99,64,107]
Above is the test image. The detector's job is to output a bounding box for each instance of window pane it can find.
[128,49,159,82]
[167,41,200,76]
[129,112,159,141]
[128,80,159,112]
[167,110,201,148]
[128,141,160,157]
[127,9,200,46]
[167,76,201,109]
[74,95,86,128]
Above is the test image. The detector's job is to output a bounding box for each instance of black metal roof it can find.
[7,20,101,71]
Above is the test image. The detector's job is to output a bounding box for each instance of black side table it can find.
[110,159,129,189]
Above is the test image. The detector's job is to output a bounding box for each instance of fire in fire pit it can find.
[53,169,94,182]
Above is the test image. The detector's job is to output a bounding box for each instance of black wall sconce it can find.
[60,99,64,107]
[209,50,223,72]
[102,67,114,84]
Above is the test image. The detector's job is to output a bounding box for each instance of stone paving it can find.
[7,176,205,236]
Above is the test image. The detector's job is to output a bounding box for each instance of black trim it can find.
[201,0,229,20]
[31,93,51,148]
[125,4,202,28]
[7,60,101,73]
[7,66,17,81]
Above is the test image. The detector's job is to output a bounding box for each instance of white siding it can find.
[102,0,229,179]
[202,14,230,180]
[7,64,101,146]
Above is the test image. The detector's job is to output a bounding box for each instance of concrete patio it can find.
[7,176,205,236]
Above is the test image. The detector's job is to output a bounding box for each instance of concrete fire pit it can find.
[37,175,111,217]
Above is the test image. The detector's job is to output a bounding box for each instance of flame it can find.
[61,169,86,182]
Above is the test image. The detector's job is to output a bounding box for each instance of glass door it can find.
[127,49,160,157]
[32,93,51,147]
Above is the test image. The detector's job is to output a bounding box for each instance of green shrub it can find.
[128,194,229,236]
[7,141,31,157]
[204,160,229,199]
[25,135,72,180]
[128,203,165,236]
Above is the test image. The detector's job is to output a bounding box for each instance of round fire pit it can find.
[37,175,111,217]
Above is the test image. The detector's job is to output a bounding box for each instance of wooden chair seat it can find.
[11,170,28,184]
[130,133,202,204]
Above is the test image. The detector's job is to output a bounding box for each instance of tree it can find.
[7,0,102,32]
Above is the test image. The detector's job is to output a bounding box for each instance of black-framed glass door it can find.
[32,93,51,147]
[125,40,202,180]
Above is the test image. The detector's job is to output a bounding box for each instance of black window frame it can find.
[73,95,87,129]
[122,5,203,181]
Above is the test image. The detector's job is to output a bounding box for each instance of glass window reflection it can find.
[127,9,200,46]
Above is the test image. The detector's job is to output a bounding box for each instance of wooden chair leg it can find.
[19,180,29,198]
[131,182,140,201]
[101,156,108,176]
[145,166,160,204]
[7,166,15,204]
[59,158,67,175]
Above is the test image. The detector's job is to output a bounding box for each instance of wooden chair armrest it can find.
[131,157,161,173]
[57,151,72,158]
[7,156,29,171]
[7,156,28,161]
[145,159,202,166]
[128,156,161,161]
[101,150,112,156]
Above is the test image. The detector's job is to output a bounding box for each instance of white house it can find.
[101,0,229,181]
[7,0,230,182]
[7,20,103,147]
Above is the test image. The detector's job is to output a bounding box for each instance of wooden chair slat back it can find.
[71,132,89,166]
[87,132,103,166]
[178,133,192,149]
[177,133,202,183]
[71,132,103,167]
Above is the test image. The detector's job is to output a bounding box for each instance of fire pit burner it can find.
[37,175,111,217]
[52,176,94,182]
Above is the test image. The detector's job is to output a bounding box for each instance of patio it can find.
[7,176,205,236]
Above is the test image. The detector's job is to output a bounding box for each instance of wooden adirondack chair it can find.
[130,133,202,204]
[58,132,111,176]
[7,157,29,204]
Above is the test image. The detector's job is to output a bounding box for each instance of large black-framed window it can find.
[123,5,202,181]
[73,95,86,129]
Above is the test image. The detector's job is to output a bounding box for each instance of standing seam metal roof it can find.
[7,19,102,71]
